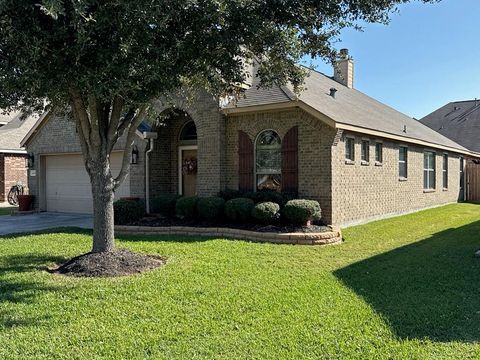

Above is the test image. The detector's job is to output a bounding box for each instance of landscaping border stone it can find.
[114,225,342,245]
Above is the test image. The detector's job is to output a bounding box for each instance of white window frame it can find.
[345,136,355,162]
[254,129,282,192]
[399,145,408,179]
[424,151,436,190]
[361,139,370,165]
[375,141,383,165]
[442,153,448,190]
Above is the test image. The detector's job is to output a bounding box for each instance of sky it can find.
[307,0,480,120]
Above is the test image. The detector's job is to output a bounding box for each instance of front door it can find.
[180,148,197,196]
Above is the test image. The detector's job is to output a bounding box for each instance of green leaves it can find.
[0,0,437,113]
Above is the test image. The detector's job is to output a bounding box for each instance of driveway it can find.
[0,212,93,235]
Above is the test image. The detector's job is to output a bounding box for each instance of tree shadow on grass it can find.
[334,220,480,342]
[0,253,67,328]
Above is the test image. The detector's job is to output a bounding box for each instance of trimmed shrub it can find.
[282,199,322,226]
[176,196,198,219]
[251,202,280,224]
[224,198,255,222]
[218,189,243,202]
[150,193,180,215]
[197,197,225,220]
[255,190,285,205]
[114,199,145,225]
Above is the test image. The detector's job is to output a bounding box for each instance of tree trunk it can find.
[90,163,116,253]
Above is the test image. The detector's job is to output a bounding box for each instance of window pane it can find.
[361,141,369,161]
[345,138,354,160]
[443,171,448,188]
[399,163,406,178]
[429,170,436,189]
[256,130,281,192]
[424,152,428,169]
[376,143,383,162]
[424,170,428,189]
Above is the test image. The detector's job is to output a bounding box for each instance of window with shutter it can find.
[281,126,298,193]
[238,131,254,191]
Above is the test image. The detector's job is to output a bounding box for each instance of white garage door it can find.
[45,153,130,214]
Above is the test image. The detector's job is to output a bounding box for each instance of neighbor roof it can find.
[420,100,480,153]
[0,112,39,153]
[225,68,473,155]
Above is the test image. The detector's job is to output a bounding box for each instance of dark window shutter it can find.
[238,131,254,191]
[282,126,298,193]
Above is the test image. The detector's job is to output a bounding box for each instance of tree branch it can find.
[70,100,92,174]
[107,95,125,150]
[68,86,92,150]
[113,104,149,190]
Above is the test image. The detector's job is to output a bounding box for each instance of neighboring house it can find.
[0,112,38,202]
[21,50,480,226]
[420,100,480,153]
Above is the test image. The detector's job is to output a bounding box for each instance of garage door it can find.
[45,153,130,214]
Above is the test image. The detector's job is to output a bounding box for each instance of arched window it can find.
[179,121,197,142]
[255,130,281,191]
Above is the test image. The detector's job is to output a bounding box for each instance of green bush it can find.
[243,190,295,206]
[218,189,243,202]
[251,202,280,224]
[114,199,145,225]
[150,193,180,215]
[224,198,254,222]
[197,197,225,220]
[282,199,322,226]
[176,196,198,219]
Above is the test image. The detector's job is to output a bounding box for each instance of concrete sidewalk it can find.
[0,212,93,235]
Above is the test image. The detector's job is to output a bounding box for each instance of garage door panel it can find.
[45,153,130,214]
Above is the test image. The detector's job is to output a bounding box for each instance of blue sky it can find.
[308,0,480,119]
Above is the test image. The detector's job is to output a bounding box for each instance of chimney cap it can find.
[339,48,350,59]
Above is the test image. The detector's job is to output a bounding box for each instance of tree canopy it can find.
[0,0,436,113]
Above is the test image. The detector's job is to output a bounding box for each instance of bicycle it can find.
[7,182,24,206]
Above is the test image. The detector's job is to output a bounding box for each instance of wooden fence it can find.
[466,163,480,203]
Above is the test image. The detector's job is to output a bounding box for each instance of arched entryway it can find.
[178,120,198,196]
[149,109,200,197]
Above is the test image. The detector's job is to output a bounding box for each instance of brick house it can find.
[0,112,38,202]
[21,51,480,225]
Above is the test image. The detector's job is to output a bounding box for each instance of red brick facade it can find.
[0,153,28,202]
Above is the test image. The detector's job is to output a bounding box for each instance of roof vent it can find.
[403,125,407,133]
[330,88,337,98]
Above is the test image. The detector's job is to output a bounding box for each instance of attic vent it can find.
[454,106,460,111]
[329,88,337,98]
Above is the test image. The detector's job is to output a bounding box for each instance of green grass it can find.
[1,203,480,359]
[0,206,16,216]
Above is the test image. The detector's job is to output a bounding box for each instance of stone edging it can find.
[115,225,342,246]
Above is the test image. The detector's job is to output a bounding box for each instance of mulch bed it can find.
[51,249,166,277]
[130,215,330,234]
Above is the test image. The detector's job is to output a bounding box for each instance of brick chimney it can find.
[334,49,354,89]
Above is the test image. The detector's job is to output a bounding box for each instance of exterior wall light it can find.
[131,145,139,165]
[26,153,34,168]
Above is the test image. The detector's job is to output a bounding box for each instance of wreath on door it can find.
[182,157,198,175]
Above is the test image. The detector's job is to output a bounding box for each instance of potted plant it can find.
[17,194,34,212]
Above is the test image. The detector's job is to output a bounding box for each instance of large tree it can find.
[0,0,434,258]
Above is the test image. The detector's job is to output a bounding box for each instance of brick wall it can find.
[150,90,226,197]
[331,131,464,226]
[0,154,28,202]
[26,113,144,210]
[225,109,337,223]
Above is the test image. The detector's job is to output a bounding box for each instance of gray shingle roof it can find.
[229,68,468,152]
[420,100,480,153]
[0,112,39,152]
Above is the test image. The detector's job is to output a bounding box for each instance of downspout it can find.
[143,132,158,214]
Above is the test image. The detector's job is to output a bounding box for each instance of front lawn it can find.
[1,204,480,359]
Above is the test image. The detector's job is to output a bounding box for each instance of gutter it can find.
[0,149,28,154]
[142,131,158,214]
